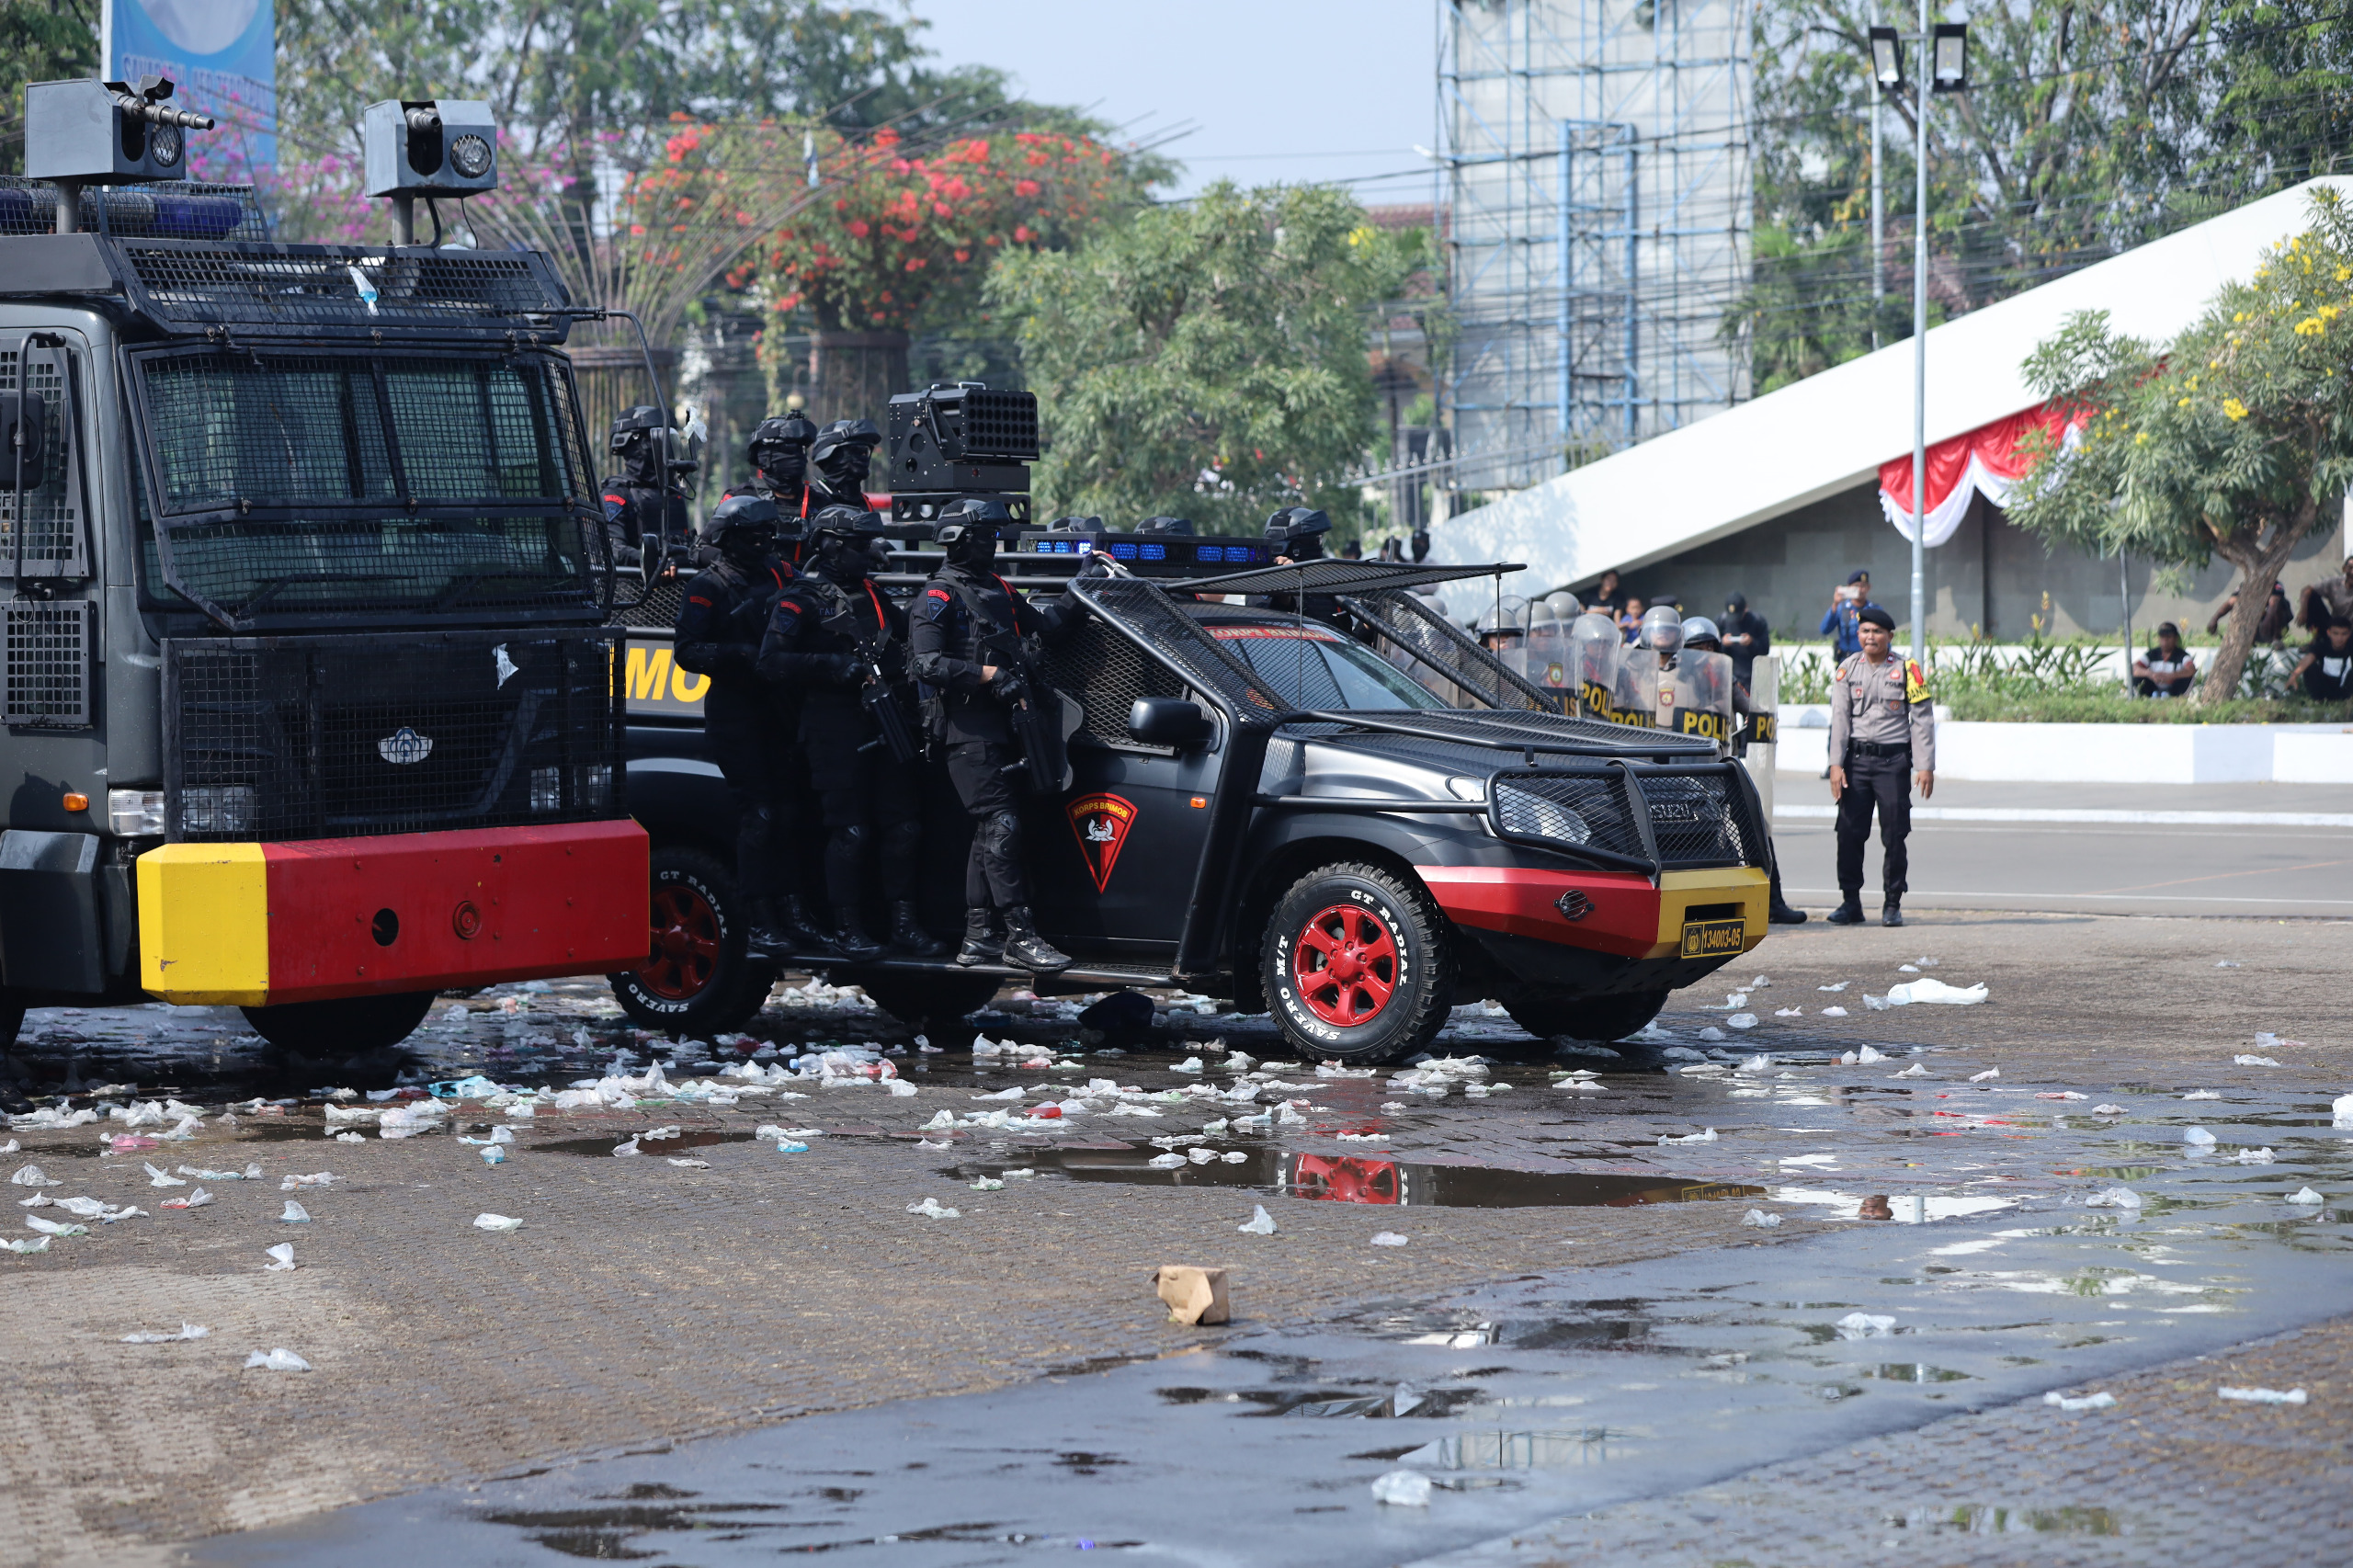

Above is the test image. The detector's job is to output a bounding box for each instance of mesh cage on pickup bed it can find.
[163,628,622,843]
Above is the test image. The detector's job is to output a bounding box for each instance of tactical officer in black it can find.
[909,499,1088,973]
[756,506,945,961]
[804,419,882,514]
[727,412,818,513]
[674,494,830,957]
[1250,506,1341,623]
[601,405,692,570]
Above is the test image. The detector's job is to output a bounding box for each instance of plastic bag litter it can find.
[2286,1187,2325,1205]
[971,1087,1025,1102]
[1863,994,1892,1012]
[2044,1391,2115,1412]
[1697,1027,1726,1042]
[1370,1470,1431,1507]
[1818,982,1849,993]
[1172,1057,1204,1074]
[178,1163,261,1182]
[1884,979,1990,1006]
[52,1197,144,1221]
[0,1236,49,1254]
[2336,1093,2353,1125]
[263,1244,296,1271]
[1238,1205,1278,1234]
[887,1080,918,1098]
[2235,1055,2281,1068]
[1727,1014,1757,1030]
[1146,1153,1188,1170]
[2182,1090,2220,1100]
[377,1104,445,1139]
[1370,1232,1409,1247]
[2092,1104,2127,1115]
[473,1212,524,1232]
[162,1187,212,1210]
[121,1323,209,1344]
[10,1165,58,1187]
[0,1140,12,1154]
[2235,1148,2277,1165]
[142,1164,188,1187]
[25,1216,85,1236]
[1773,1007,1804,1017]
[10,1107,97,1130]
[1186,1148,1221,1165]
[334,1131,365,1143]
[1892,1063,1927,1078]
[2219,1386,2307,1404]
[1856,1046,1888,1063]
[2253,1031,2306,1050]
[429,1074,503,1099]
[1970,1068,1999,1083]
[665,1156,709,1169]
[244,1348,312,1372]
[776,1142,810,1153]
[1742,1209,1782,1228]
[610,1138,642,1157]
[2086,1187,2143,1209]
[1820,1006,1849,1018]
[1835,1312,1896,1339]
[1898,963,1918,972]
[1657,1128,1718,1146]
[906,1197,960,1220]
[457,1128,515,1146]
[2184,1128,2216,1147]
[2217,960,2242,968]
[279,1200,312,1223]
[970,1176,1005,1191]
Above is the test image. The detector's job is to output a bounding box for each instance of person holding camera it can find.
[910,499,1091,972]
[1818,570,1878,659]
[1826,605,1935,927]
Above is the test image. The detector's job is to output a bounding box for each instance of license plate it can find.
[1679,918,1745,959]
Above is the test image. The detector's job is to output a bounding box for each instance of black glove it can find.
[993,671,1029,706]
[829,653,862,687]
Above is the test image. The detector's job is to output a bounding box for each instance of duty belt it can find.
[1847,739,1912,758]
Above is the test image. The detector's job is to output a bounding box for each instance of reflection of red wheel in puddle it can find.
[1292,903,1398,1027]
[1290,1153,1401,1205]
[642,882,722,1002]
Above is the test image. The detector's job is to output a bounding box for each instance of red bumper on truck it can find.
[137,820,650,1006]
[1415,864,1768,960]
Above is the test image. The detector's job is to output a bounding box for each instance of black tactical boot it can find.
[1768,865,1807,925]
[776,895,835,955]
[833,916,884,961]
[1825,898,1866,926]
[890,900,949,957]
[1881,900,1904,928]
[1000,905,1072,973]
[743,899,793,960]
[956,907,1005,967]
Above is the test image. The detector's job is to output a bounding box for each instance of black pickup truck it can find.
[609,548,1771,1063]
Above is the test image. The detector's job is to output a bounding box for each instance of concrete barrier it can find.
[1777,705,2353,782]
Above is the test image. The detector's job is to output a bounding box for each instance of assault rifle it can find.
[814,597,920,765]
[977,621,1070,793]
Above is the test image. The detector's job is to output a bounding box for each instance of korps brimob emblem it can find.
[1065,792,1136,892]
[378,726,433,765]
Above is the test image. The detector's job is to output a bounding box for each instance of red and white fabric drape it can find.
[1877,403,2087,546]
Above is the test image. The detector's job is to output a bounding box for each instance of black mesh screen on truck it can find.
[0,340,89,580]
[164,628,622,843]
[130,344,600,628]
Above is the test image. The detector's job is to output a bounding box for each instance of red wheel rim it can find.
[1292,903,1399,1028]
[641,882,722,1002]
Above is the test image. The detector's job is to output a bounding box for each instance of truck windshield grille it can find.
[164,629,621,842]
[131,347,599,627]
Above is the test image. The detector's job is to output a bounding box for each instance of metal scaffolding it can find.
[1438,0,1753,494]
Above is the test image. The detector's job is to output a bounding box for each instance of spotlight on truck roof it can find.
[23,76,214,215]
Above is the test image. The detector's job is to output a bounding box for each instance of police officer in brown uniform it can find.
[1826,604,1935,927]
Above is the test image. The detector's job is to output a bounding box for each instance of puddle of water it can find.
[1007,1147,1764,1210]
[535,1129,762,1157]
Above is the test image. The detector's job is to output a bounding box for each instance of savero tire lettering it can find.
[378,726,434,766]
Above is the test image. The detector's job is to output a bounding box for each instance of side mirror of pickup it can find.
[2,392,47,494]
[1127,696,1211,748]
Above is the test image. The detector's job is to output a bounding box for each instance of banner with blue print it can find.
[104,0,276,179]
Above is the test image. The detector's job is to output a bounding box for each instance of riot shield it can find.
[1522,619,1576,699]
[1665,649,1736,747]
[1571,613,1651,727]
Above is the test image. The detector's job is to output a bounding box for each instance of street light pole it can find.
[1910,0,1929,670]
[1871,72,1884,351]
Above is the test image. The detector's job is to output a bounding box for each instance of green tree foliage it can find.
[1739,0,2353,392]
[0,0,97,175]
[2007,189,2353,700]
[986,184,1427,532]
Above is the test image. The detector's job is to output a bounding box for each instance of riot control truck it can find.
[0,80,645,1062]
[612,448,1772,1062]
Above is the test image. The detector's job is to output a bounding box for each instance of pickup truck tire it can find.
[608,844,770,1036]
[858,972,1004,1031]
[1496,984,1669,1043]
[242,990,438,1054]
[1265,863,1455,1065]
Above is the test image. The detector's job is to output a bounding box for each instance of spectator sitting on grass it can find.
[2290,618,2353,702]
[2207,580,2294,644]
[2132,621,2198,698]
[2298,558,2353,631]
[1618,596,1646,642]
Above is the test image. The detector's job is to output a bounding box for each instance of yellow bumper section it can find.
[1649,867,1770,960]
[137,843,271,1006]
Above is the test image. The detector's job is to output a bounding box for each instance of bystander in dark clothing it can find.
[1720,592,1770,687]
[1818,570,1878,658]
[2291,619,2353,702]
[2299,560,2353,632]
[1586,570,1628,619]
[2132,622,2199,698]
[2208,581,2295,644]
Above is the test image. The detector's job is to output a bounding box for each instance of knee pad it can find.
[979,810,1023,858]
[834,822,869,853]
[881,818,921,854]
[740,802,777,847]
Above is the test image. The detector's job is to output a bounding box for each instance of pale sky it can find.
[908,0,1439,204]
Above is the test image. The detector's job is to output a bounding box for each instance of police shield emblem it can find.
[1065,792,1137,892]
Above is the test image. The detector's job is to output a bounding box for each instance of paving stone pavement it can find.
[0,910,2343,1566]
[1429,1314,2353,1567]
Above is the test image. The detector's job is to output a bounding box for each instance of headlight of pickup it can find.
[108,789,166,836]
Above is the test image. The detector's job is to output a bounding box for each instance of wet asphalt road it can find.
[11,962,2335,1567]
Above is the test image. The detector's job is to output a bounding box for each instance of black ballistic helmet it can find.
[935,496,1010,564]
[704,493,781,554]
[748,413,817,473]
[1138,516,1196,536]
[608,404,665,453]
[810,418,881,484]
[810,504,885,541]
[1265,506,1330,558]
